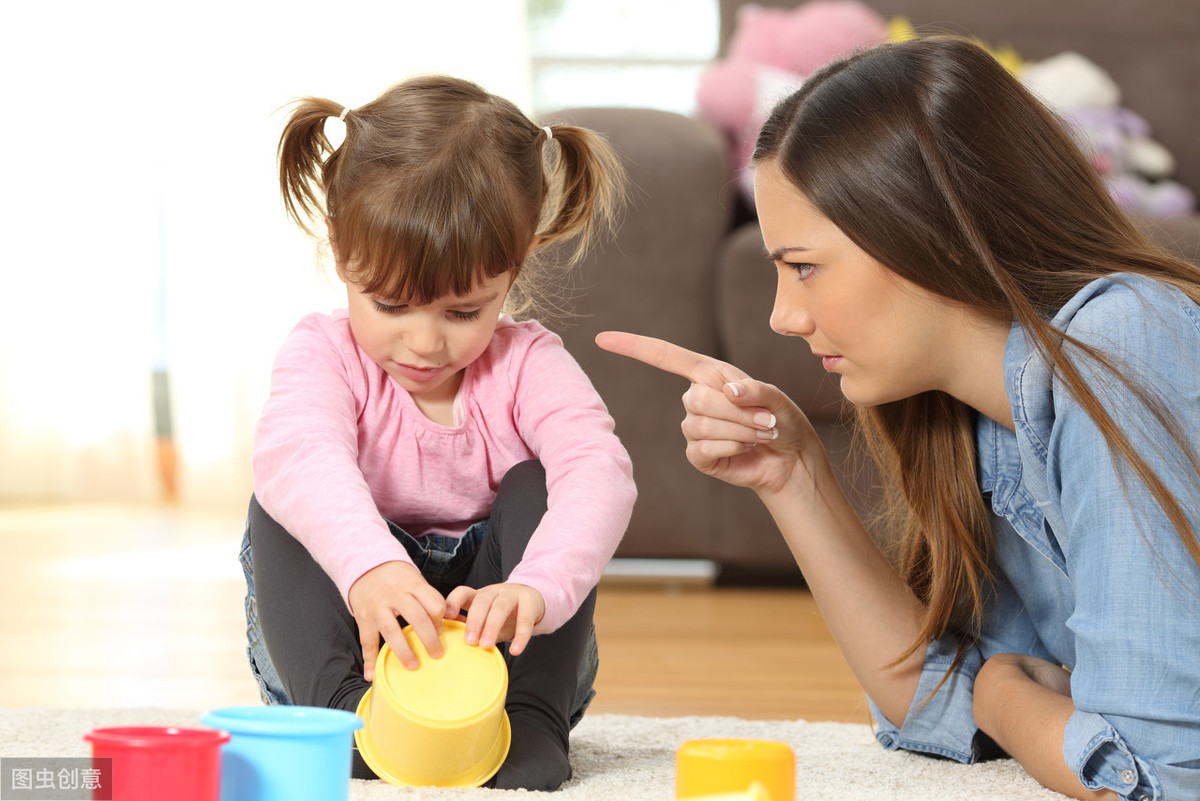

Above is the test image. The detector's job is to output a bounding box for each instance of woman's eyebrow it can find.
[767,245,813,261]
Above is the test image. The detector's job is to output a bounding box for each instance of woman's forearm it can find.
[757,455,926,727]
[973,655,1116,801]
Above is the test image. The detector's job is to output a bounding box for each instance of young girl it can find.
[242,74,636,791]
[599,37,1200,801]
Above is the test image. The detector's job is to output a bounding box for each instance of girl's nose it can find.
[404,321,445,357]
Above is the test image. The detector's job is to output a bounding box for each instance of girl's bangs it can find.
[335,192,523,304]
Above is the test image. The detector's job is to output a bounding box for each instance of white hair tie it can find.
[542,125,553,141]
[339,106,352,122]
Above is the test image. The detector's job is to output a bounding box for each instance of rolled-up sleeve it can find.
[1049,279,1200,801]
[870,635,984,763]
[870,561,1053,764]
[874,276,1200,801]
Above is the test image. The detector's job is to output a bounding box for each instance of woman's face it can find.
[753,160,958,407]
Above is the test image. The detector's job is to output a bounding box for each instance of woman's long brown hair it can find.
[754,37,1200,667]
[277,75,625,320]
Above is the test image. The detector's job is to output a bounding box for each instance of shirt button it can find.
[1120,769,1136,785]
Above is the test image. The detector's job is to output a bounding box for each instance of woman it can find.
[598,37,1199,801]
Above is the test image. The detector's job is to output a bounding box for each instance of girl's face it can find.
[753,161,965,407]
[345,270,513,414]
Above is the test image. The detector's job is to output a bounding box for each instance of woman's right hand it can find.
[595,331,823,496]
[347,561,448,679]
[599,331,928,726]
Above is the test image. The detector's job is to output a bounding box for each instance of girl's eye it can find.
[372,300,406,315]
[451,309,482,321]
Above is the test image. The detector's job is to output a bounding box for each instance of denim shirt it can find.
[869,274,1200,800]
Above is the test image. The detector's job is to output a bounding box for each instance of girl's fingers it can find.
[359,622,382,681]
[477,593,516,650]
[444,585,475,622]
[462,587,496,646]
[451,584,543,652]
[415,585,451,628]
[507,603,538,656]
[396,606,443,665]
[375,613,420,672]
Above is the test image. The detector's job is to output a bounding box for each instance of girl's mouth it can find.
[395,362,446,382]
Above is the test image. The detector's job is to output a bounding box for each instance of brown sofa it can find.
[544,0,1200,582]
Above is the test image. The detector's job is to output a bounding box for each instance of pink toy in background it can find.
[698,13,1193,219]
[696,0,888,204]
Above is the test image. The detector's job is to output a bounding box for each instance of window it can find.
[527,0,720,115]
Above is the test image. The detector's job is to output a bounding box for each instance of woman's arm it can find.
[974,654,1115,800]
[990,275,1200,799]
[596,331,926,726]
[757,459,927,726]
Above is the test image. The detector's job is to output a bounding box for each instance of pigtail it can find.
[535,125,627,268]
[277,96,346,238]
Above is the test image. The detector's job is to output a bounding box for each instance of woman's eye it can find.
[451,309,482,321]
[784,262,817,280]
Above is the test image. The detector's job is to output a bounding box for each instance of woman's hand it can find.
[445,583,545,656]
[347,560,447,678]
[598,331,931,729]
[595,331,821,495]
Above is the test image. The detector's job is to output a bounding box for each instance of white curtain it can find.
[0,0,532,507]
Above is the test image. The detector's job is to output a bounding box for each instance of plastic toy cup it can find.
[355,619,510,787]
[676,739,795,801]
[669,781,773,801]
[200,706,362,801]
[83,725,230,801]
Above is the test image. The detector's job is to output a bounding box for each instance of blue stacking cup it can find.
[200,706,363,801]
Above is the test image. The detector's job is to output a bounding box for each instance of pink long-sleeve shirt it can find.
[252,310,636,633]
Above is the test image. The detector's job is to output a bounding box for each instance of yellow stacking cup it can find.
[668,781,772,801]
[676,739,795,801]
[354,620,510,787]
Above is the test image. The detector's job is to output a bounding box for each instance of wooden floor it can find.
[0,503,870,724]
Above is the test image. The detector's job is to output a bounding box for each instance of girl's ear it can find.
[326,218,348,281]
[325,218,338,256]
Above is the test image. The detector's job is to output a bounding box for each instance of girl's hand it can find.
[595,331,821,495]
[347,561,447,678]
[444,583,545,656]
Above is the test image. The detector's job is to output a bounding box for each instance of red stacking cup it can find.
[84,725,230,801]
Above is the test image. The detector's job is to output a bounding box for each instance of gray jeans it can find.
[240,461,598,779]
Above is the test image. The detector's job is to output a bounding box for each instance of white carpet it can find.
[0,707,1069,800]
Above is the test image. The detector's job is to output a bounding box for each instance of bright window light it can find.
[528,0,719,114]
